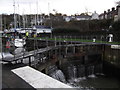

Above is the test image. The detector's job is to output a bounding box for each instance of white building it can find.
[75,15,91,21]
[64,16,71,22]
[114,15,118,22]
[91,11,99,20]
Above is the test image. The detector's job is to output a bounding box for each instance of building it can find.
[64,16,71,22]
[99,5,120,21]
[63,16,75,22]
[75,15,91,21]
[91,11,99,20]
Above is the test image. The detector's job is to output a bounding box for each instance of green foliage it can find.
[89,19,113,31]
[112,20,120,32]
[52,19,113,36]
[51,19,113,33]
[52,28,80,34]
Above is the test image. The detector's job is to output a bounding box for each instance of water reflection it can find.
[48,65,66,83]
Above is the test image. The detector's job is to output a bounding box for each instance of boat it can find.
[12,1,26,48]
[14,38,26,48]
[10,35,26,48]
[14,47,25,55]
[0,52,14,61]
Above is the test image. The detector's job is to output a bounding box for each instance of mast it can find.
[0,14,3,59]
[22,11,25,28]
[48,3,52,38]
[36,0,39,25]
[48,3,52,28]
[18,3,21,28]
[0,15,2,31]
[35,12,37,26]
[13,0,16,31]
[4,17,6,30]
[29,2,32,27]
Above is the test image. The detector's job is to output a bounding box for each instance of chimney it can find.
[118,6,120,20]
[108,9,110,12]
[104,11,106,14]
[112,7,115,11]
[116,5,120,11]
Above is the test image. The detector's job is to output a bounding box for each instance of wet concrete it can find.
[2,63,35,89]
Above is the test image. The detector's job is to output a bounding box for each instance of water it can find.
[78,76,119,89]
[48,65,66,83]
[60,59,120,89]
[67,65,77,80]
[46,64,120,89]
[87,66,96,78]
[1,38,120,89]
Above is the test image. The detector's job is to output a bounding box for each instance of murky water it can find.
[48,58,120,89]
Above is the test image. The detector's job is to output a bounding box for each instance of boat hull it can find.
[14,39,26,48]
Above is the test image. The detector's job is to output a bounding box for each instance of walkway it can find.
[12,66,72,88]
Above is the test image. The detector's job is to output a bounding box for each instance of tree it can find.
[111,20,120,32]
[116,1,120,6]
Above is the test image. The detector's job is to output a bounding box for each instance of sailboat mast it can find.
[29,2,32,27]
[36,0,39,25]
[22,12,25,28]
[0,14,3,59]
[48,3,52,28]
[18,3,21,28]
[0,15,2,31]
[13,0,16,31]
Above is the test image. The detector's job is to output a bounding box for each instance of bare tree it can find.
[116,1,120,6]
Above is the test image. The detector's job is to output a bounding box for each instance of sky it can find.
[0,0,120,15]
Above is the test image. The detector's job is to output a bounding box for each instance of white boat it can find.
[0,52,14,60]
[14,38,26,48]
[14,47,25,55]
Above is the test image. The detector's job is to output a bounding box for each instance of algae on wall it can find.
[104,45,120,68]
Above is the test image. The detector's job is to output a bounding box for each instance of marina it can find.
[1,38,120,89]
[0,0,120,89]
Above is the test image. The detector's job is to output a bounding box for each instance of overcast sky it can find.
[0,0,119,15]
